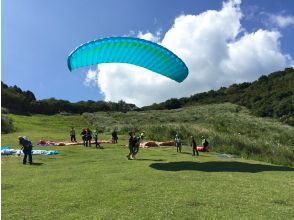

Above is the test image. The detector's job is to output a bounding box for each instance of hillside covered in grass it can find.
[83,103,294,166]
[143,68,294,125]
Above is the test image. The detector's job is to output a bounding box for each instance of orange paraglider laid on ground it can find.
[36,140,113,146]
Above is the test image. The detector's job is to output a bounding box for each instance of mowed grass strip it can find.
[1,114,294,220]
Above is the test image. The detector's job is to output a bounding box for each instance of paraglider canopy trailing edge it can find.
[67,37,189,83]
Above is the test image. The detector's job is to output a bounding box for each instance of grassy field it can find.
[1,111,294,219]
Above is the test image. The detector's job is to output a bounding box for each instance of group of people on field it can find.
[70,127,102,148]
[18,129,209,165]
[175,133,209,156]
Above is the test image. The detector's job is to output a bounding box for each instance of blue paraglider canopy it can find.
[67,37,189,82]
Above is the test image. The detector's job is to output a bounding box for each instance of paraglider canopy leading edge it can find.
[67,37,189,83]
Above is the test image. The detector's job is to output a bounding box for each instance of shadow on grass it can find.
[136,158,165,162]
[31,162,44,166]
[150,161,294,173]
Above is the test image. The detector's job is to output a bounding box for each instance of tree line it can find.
[1,82,138,115]
[2,67,293,125]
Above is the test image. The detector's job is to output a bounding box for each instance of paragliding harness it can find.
[132,136,141,155]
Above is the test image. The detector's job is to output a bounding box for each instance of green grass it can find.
[1,111,294,219]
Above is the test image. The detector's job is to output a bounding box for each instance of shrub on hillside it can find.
[1,115,15,134]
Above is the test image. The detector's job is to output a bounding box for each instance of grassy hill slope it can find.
[143,68,294,125]
[1,112,294,220]
[83,103,294,166]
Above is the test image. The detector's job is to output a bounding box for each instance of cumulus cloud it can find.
[86,0,293,107]
[84,69,99,86]
[269,14,294,28]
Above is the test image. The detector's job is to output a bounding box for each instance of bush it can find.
[1,115,15,134]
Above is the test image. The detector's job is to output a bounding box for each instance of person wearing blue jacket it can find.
[18,136,33,165]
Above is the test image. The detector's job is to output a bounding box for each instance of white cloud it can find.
[86,0,293,107]
[84,69,99,86]
[269,14,294,28]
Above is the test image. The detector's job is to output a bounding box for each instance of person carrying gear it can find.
[191,136,199,156]
[132,133,143,159]
[18,136,33,165]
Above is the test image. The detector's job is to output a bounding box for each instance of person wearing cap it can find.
[140,132,145,141]
[18,136,33,165]
[191,136,199,156]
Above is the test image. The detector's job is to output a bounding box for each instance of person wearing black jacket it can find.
[18,136,33,165]
[81,129,87,146]
[86,128,92,147]
[191,136,199,156]
[127,132,135,160]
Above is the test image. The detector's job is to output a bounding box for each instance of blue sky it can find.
[2,0,294,105]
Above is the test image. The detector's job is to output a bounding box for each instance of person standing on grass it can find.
[202,137,209,152]
[81,128,87,146]
[70,127,76,142]
[191,136,199,156]
[94,128,101,148]
[175,134,182,153]
[127,132,135,160]
[18,136,33,165]
[112,130,118,144]
[140,131,145,142]
[86,128,92,147]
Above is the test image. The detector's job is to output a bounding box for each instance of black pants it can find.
[86,138,92,147]
[23,150,32,164]
[70,135,76,142]
[82,136,86,146]
[192,147,199,156]
[95,137,100,148]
